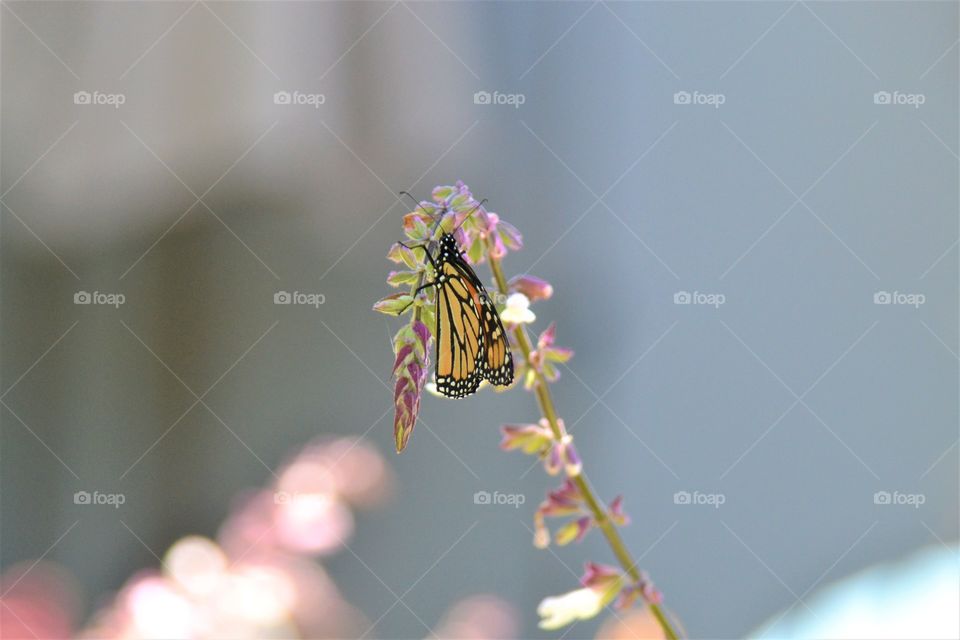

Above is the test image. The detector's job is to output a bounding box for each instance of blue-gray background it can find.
[2,1,957,638]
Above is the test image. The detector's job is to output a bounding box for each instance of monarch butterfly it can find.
[399,214,514,399]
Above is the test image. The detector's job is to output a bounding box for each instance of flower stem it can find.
[486,251,679,640]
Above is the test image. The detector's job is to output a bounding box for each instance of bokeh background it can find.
[2,1,958,638]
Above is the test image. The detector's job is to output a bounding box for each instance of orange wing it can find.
[434,261,484,398]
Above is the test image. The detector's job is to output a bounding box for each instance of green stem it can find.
[487,250,679,640]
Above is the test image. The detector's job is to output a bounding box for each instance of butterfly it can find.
[398,216,514,399]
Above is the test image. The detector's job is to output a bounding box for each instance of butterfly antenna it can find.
[452,198,488,233]
[399,190,442,222]
[398,191,420,209]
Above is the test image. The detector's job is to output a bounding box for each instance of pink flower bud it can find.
[562,438,582,477]
[544,443,563,476]
[616,572,663,609]
[412,320,431,349]
[392,323,432,453]
[539,477,584,517]
[581,563,622,590]
[500,424,552,455]
[538,322,557,349]
[489,234,507,260]
[609,496,629,526]
[510,275,554,302]
[393,344,413,374]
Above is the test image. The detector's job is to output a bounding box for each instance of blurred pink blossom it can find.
[432,594,520,639]
[75,437,389,639]
[0,561,80,639]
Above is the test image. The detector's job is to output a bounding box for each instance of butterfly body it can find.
[418,233,514,398]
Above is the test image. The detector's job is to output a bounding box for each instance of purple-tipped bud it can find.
[562,437,582,477]
[544,441,564,476]
[392,322,432,453]
[616,571,663,609]
[539,477,584,518]
[510,274,554,302]
[386,242,418,269]
[402,210,433,241]
[412,320,431,350]
[500,423,552,455]
[548,478,582,504]
[581,563,622,590]
[393,344,414,375]
[538,322,557,349]
[609,495,629,526]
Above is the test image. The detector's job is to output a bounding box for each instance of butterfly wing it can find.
[477,288,514,386]
[434,259,485,398]
[440,256,514,391]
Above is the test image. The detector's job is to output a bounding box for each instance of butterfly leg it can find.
[396,280,439,315]
[397,242,440,272]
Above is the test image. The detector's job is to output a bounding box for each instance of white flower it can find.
[499,292,536,325]
[537,588,605,630]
